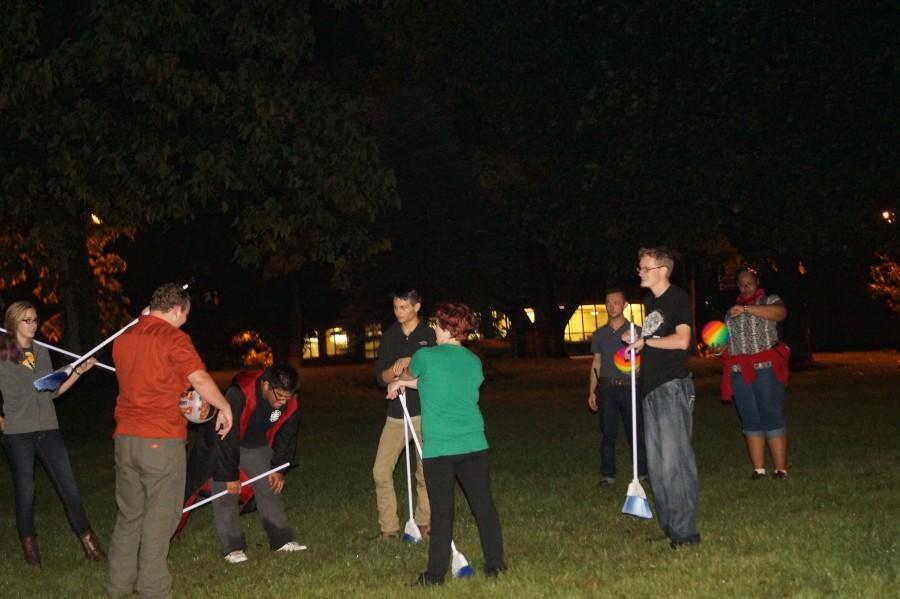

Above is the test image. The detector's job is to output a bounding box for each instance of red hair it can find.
[434,303,478,341]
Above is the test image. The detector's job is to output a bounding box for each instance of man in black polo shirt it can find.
[587,288,648,486]
[372,289,435,541]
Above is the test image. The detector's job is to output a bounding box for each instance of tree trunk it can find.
[59,235,100,354]
[777,257,815,370]
[286,277,304,369]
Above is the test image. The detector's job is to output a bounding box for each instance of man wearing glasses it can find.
[182,364,307,563]
[623,247,700,550]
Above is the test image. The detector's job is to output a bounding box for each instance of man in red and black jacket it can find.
[183,364,305,563]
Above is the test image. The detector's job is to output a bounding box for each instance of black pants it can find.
[423,449,505,582]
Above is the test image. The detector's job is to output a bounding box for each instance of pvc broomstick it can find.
[33,283,190,392]
[0,327,114,372]
[622,322,652,519]
[402,405,423,544]
[182,462,291,513]
[398,391,475,578]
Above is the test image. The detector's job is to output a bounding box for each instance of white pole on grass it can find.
[622,322,652,519]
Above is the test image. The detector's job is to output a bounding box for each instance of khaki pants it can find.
[372,416,429,533]
[106,436,186,599]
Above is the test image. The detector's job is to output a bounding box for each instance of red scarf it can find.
[736,288,765,305]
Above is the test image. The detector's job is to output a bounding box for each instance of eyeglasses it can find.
[636,265,664,274]
[271,390,292,403]
[21,318,39,325]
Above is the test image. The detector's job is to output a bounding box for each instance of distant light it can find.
[90,213,103,225]
[882,210,896,224]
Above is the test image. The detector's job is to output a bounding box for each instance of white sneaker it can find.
[224,550,248,563]
[276,541,308,553]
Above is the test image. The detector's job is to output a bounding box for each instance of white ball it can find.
[179,389,216,424]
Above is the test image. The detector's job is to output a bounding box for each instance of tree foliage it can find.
[1,0,397,350]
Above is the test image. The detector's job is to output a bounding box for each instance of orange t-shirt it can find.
[112,315,206,440]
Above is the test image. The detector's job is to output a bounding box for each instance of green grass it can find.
[1,352,899,598]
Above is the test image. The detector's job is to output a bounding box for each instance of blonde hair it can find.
[1,301,35,361]
[637,246,675,275]
[4,301,36,332]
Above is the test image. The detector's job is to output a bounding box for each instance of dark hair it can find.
[605,287,626,299]
[264,364,300,394]
[392,288,422,305]
[0,334,23,363]
[149,283,190,312]
[434,303,478,341]
[736,267,760,284]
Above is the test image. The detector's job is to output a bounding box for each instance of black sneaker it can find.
[599,477,615,487]
[670,539,700,550]
[751,470,767,480]
[485,565,507,578]
[772,470,788,480]
[411,572,444,586]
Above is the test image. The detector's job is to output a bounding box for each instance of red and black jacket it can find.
[212,370,300,482]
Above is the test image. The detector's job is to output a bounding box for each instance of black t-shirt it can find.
[640,284,692,398]
[242,387,277,448]
[373,320,436,418]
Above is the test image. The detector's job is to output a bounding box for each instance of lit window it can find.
[364,323,382,360]
[302,332,320,360]
[325,327,350,356]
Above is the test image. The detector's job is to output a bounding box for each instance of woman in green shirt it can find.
[387,303,505,585]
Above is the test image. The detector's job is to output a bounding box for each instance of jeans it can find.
[731,367,786,438]
[598,384,648,479]
[1,429,91,539]
[642,376,700,544]
[423,450,504,583]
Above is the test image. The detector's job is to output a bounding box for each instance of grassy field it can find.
[1,352,898,598]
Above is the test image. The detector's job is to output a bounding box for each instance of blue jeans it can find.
[1,429,92,539]
[642,376,700,544]
[731,367,786,438]
[598,384,648,479]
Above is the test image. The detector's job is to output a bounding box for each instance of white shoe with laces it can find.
[276,541,308,553]
[224,550,248,564]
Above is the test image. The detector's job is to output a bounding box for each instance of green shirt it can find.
[410,344,487,459]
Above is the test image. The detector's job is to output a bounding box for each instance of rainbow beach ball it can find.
[614,347,640,374]
[701,320,730,349]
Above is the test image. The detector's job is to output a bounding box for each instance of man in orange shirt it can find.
[105,283,232,599]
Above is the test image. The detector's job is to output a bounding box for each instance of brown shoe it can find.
[21,535,41,566]
[375,530,400,543]
[79,530,105,561]
[417,525,430,539]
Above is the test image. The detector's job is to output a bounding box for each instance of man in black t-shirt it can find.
[372,289,435,541]
[623,247,700,549]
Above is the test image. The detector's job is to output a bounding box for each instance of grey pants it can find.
[105,436,186,599]
[211,445,294,555]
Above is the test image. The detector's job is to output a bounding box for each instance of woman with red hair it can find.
[387,303,505,585]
